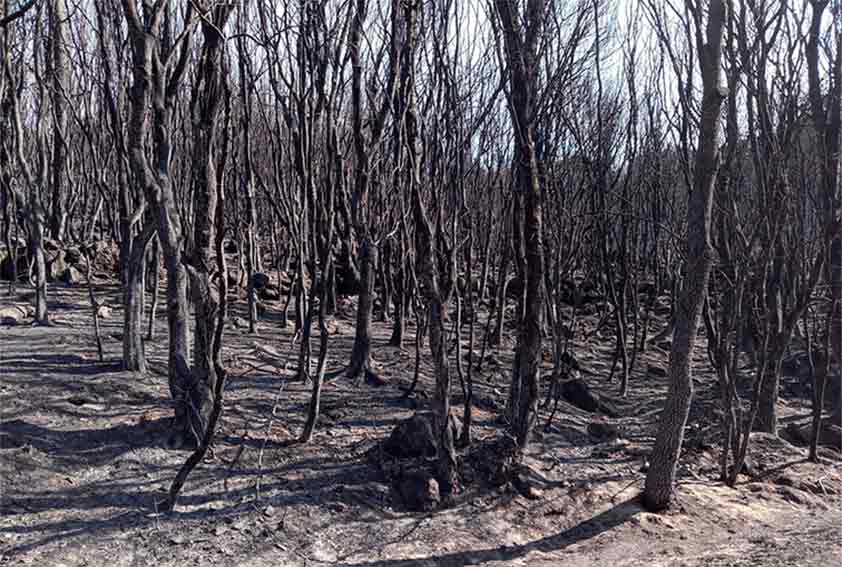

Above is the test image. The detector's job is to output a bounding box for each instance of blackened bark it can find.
[124,227,154,371]
[345,0,398,381]
[644,0,727,512]
[120,0,196,445]
[47,0,69,242]
[807,0,842,387]
[187,5,235,445]
[402,0,457,496]
[494,0,546,461]
[30,211,48,323]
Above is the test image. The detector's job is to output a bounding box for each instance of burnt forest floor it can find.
[1,282,841,567]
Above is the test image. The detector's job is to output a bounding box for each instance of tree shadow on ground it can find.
[2,353,123,377]
[0,459,382,560]
[333,496,644,567]
[0,416,172,466]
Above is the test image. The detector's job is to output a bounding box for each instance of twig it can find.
[610,477,642,503]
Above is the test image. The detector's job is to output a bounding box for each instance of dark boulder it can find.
[559,378,617,417]
[396,469,440,512]
[647,364,668,378]
[258,286,281,301]
[382,412,461,459]
[251,272,270,289]
[587,421,619,442]
[60,265,84,285]
[64,247,83,265]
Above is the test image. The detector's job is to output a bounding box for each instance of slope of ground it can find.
[1,283,840,566]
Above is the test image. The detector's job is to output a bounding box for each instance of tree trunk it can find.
[186,5,235,446]
[389,231,407,347]
[348,235,376,378]
[121,0,197,446]
[124,228,153,371]
[756,345,784,434]
[30,213,48,324]
[806,0,841,394]
[491,225,511,347]
[644,0,727,512]
[48,0,69,242]
[495,0,547,464]
[344,0,397,381]
[147,237,160,341]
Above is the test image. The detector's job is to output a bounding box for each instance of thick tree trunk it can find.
[756,345,785,434]
[185,6,234,446]
[495,0,546,463]
[48,0,69,242]
[396,0,457,496]
[30,213,48,324]
[123,229,152,372]
[806,0,841,406]
[349,235,375,378]
[121,0,198,446]
[643,0,727,512]
[164,254,194,445]
[237,20,260,334]
[344,0,397,381]
[2,12,48,322]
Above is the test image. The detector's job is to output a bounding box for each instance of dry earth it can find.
[1,282,841,566]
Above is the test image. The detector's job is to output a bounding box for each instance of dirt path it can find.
[1,284,841,566]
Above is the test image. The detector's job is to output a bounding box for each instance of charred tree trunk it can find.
[345,0,397,382]
[186,5,235,446]
[147,237,160,341]
[389,229,408,346]
[236,14,260,334]
[29,209,48,323]
[47,0,69,242]
[94,1,151,366]
[2,14,48,324]
[494,0,547,469]
[643,0,727,512]
[403,0,457,495]
[807,0,842,392]
[121,0,197,445]
[124,226,154,371]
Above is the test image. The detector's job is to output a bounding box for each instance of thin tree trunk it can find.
[146,236,160,341]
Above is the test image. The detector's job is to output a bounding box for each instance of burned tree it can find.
[120,0,198,446]
[643,0,727,512]
[493,0,547,474]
